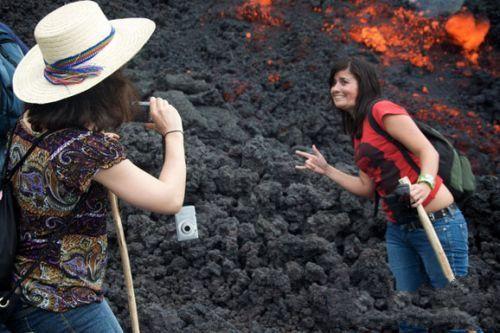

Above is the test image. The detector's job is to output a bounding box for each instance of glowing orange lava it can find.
[445,11,490,51]
[347,5,445,71]
[255,0,271,5]
[318,1,492,71]
[445,10,490,64]
[236,0,283,26]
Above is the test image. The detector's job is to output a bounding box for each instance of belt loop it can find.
[428,213,435,223]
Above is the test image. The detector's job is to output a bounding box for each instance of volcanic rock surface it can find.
[2,0,499,332]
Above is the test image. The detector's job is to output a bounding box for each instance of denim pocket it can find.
[433,220,452,249]
[443,211,468,249]
[458,221,469,245]
[432,212,469,276]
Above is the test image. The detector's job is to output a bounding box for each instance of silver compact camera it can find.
[175,206,199,241]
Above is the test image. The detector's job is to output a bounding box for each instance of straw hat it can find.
[13,0,155,104]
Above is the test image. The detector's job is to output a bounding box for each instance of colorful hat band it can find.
[44,27,115,86]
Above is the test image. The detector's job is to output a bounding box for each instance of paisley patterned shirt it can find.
[7,119,125,312]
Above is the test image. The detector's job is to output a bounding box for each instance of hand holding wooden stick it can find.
[399,177,455,283]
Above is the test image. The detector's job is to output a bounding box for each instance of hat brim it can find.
[13,18,155,104]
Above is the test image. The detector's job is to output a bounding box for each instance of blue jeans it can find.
[386,207,477,332]
[386,207,469,292]
[1,299,122,332]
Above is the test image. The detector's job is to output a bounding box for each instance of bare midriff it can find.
[424,183,454,213]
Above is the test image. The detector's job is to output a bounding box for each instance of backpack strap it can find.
[1,127,92,302]
[366,105,421,174]
[0,127,16,187]
[364,99,383,218]
[365,100,420,218]
[2,129,55,184]
[0,128,59,303]
[3,187,93,304]
[373,191,380,218]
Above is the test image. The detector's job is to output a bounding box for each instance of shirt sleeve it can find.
[372,100,410,131]
[51,131,126,191]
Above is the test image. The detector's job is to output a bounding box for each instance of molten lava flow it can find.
[356,26,387,52]
[445,11,490,64]
[318,1,493,71]
[236,0,284,26]
[445,11,490,51]
[346,4,445,71]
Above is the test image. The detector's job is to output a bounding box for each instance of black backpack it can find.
[0,22,28,184]
[368,100,476,216]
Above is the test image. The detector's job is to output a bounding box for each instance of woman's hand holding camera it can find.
[146,97,183,136]
[295,145,329,175]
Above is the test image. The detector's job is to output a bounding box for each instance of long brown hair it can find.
[328,57,381,139]
[28,69,139,132]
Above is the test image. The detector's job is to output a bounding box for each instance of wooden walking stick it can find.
[399,177,456,283]
[109,192,140,333]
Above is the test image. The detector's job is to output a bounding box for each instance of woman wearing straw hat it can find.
[0,1,186,332]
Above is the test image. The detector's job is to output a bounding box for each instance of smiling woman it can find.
[295,57,477,332]
[330,69,359,113]
[327,58,381,139]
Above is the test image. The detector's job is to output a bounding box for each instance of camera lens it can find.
[180,221,194,235]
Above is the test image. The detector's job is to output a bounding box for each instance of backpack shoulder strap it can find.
[366,100,421,218]
[0,126,16,186]
[365,99,384,218]
[3,129,56,184]
[366,103,421,174]
[5,185,93,301]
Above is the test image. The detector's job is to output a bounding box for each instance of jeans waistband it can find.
[394,202,458,231]
[427,202,458,222]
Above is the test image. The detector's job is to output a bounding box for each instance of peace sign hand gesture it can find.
[295,145,329,175]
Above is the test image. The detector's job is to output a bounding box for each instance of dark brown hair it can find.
[28,69,139,132]
[328,57,381,139]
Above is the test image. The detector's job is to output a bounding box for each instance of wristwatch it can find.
[417,173,435,190]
